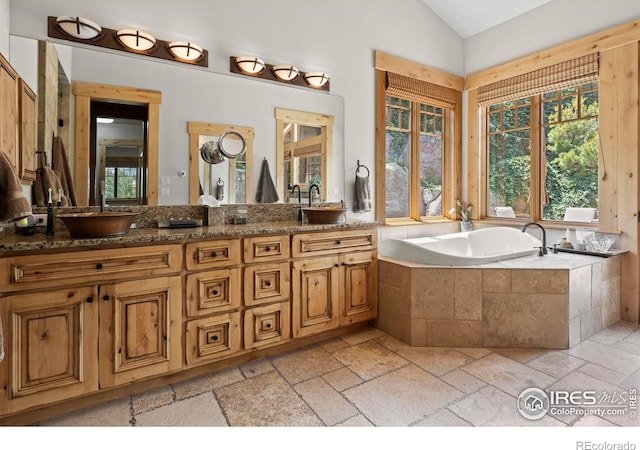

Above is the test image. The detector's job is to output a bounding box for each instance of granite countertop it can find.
[0,219,379,254]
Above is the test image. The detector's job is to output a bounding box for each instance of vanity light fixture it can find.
[168,41,204,62]
[56,16,102,40]
[272,65,300,81]
[234,56,266,75]
[304,72,330,88]
[117,29,157,52]
[48,16,208,67]
[229,56,330,92]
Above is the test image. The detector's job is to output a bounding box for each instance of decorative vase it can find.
[460,221,473,232]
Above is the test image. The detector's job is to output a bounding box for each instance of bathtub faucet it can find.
[521,222,547,255]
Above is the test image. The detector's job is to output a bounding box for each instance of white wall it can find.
[465,0,640,74]
[8,0,464,214]
[0,0,9,55]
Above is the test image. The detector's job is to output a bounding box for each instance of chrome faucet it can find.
[521,222,547,255]
[100,180,106,212]
[308,184,320,206]
[290,184,301,203]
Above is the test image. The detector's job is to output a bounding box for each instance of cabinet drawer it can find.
[185,312,243,366]
[185,268,241,317]
[0,244,181,293]
[244,262,290,307]
[292,228,377,258]
[244,302,291,350]
[185,239,241,271]
[243,235,290,263]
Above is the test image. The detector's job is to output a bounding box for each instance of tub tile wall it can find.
[376,256,622,349]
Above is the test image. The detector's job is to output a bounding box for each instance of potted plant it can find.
[450,200,473,232]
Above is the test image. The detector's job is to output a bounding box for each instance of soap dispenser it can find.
[45,187,55,236]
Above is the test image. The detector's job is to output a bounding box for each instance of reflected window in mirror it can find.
[188,122,254,205]
[275,108,333,203]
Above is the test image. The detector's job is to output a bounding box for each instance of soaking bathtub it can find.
[378,226,541,266]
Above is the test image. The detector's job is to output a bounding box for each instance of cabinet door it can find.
[185,268,241,318]
[292,256,339,338]
[0,54,19,172]
[340,251,378,326]
[185,312,242,367]
[99,276,182,388]
[0,286,99,416]
[244,302,291,350]
[18,79,36,182]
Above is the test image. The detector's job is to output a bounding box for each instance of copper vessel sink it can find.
[57,212,137,238]
[302,206,347,225]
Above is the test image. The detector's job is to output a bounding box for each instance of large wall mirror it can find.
[275,108,333,203]
[188,122,254,205]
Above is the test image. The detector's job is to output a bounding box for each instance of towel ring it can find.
[355,160,370,177]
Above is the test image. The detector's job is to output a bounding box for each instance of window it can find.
[480,53,600,224]
[374,51,463,224]
[385,96,445,219]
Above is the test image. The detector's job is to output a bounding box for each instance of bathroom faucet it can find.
[291,184,301,203]
[100,180,106,212]
[308,184,320,206]
[521,222,547,255]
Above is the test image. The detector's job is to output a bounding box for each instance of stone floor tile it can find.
[270,345,343,384]
[173,367,245,400]
[319,337,350,353]
[448,385,563,427]
[334,415,374,426]
[577,363,628,386]
[572,415,617,426]
[590,322,638,346]
[322,367,364,392]
[215,371,322,426]
[527,351,586,379]
[131,386,173,415]
[392,346,475,376]
[413,408,471,426]
[340,327,387,346]
[623,330,640,346]
[40,397,132,426]
[333,340,410,381]
[375,334,412,352]
[441,369,487,394]
[613,340,640,356]
[492,348,549,364]
[455,347,493,359]
[620,368,640,391]
[343,364,464,426]
[294,377,358,426]
[462,353,556,396]
[239,358,275,378]
[566,340,640,375]
[134,392,226,426]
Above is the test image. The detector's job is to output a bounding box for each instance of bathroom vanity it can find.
[0,214,378,424]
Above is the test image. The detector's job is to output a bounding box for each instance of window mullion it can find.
[530,95,542,222]
[410,102,421,220]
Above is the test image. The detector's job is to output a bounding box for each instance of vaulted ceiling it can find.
[422,0,554,38]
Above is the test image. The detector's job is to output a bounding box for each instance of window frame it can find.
[374,51,463,225]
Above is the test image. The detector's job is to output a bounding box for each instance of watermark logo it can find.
[517,387,550,420]
[517,387,637,421]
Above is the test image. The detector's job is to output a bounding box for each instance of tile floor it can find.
[37,321,640,427]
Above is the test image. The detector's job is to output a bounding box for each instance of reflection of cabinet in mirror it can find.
[74,81,160,206]
[188,122,254,205]
[275,108,333,203]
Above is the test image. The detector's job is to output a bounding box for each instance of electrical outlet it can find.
[33,214,48,226]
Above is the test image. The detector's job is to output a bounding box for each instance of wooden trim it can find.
[466,89,481,220]
[187,122,255,205]
[73,81,160,206]
[375,69,387,223]
[274,108,334,127]
[530,95,542,221]
[276,118,285,202]
[466,19,640,90]
[375,50,464,91]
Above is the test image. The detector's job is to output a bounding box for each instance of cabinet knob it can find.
[211,251,217,258]
[212,290,219,296]
[96,263,103,270]
[334,263,339,268]
[265,246,271,252]
[103,295,110,301]
[265,281,272,287]
[335,240,341,245]
[86,297,93,303]
[212,335,219,342]
[265,323,272,329]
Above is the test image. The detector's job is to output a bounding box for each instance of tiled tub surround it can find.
[376,252,621,349]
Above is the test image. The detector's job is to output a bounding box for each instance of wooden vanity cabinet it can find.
[291,229,378,338]
[18,78,37,181]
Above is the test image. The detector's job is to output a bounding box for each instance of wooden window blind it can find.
[477,53,599,106]
[386,72,457,109]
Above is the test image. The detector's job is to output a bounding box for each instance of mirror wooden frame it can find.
[188,121,255,204]
[275,108,333,202]
[74,81,161,206]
